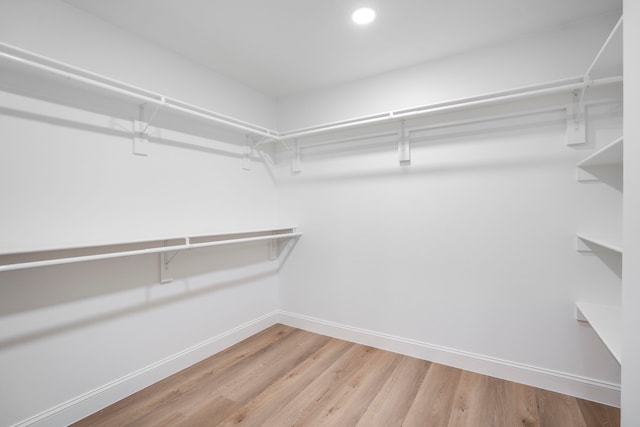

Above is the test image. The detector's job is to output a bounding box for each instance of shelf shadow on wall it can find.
[278,113,570,184]
[0,268,276,351]
[0,68,256,158]
[0,239,291,317]
[0,104,247,160]
[0,105,132,140]
[580,242,622,279]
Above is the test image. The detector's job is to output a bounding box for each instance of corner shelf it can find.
[576,302,621,364]
[576,233,623,254]
[576,136,623,181]
[577,136,623,167]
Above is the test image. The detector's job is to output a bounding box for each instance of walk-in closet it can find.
[1,1,638,426]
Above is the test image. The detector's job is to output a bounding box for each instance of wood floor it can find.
[73,324,619,427]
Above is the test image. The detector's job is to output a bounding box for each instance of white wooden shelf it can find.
[577,136,623,167]
[576,302,622,364]
[0,227,301,281]
[576,233,623,254]
[576,137,623,182]
[0,43,623,156]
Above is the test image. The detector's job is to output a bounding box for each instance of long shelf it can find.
[576,302,621,364]
[0,42,623,145]
[0,227,301,273]
[577,136,623,167]
[576,233,623,254]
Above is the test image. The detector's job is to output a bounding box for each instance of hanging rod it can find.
[0,35,622,145]
[0,228,301,272]
[277,75,621,141]
[0,43,277,139]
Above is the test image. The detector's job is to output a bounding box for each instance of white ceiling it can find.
[61,0,622,99]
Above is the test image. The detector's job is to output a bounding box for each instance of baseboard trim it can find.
[277,310,621,407]
[14,311,279,427]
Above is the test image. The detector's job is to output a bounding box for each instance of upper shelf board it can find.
[576,233,623,254]
[577,136,623,168]
[576,302,621,364]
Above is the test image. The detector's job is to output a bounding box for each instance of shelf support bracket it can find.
[159,238,184,283]
[269,237,280,260]
[398,120,411,165]
[269,228,297,260]
[291,139,302,174]
[243,134,253,171]
[133,99,165,156]
[133,104,150,156]
[566,90,586,145]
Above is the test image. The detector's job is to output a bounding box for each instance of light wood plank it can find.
[447,370,493,427]
[217,338,353,426]
[125,328,329,426]
[537,388,588,427]
[505,380,542,427]
[72,324,296,427]
[73,325,620,427]
[303,349,400,426]
[258,344,380,426]
[404,363,462,426]
[577,397,621,427]
[355,356,431,427]
[212,328,331,404]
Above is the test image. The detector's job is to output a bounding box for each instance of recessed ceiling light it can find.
[352,7,376,25]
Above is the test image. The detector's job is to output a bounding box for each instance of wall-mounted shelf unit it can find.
[576,302,622,364]
[0,43,278,141]
[574,142,623,364]
[0,37,623,167]
[0,227,301,283]
[572,18,623,365]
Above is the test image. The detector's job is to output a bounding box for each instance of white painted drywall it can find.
[277,13,624,403]
[0,0,277,128]
[0,1,281,425]
[622,2,640,425]
[276,13,622,131]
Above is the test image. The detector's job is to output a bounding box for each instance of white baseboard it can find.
[14,311,279,427]
[277,310,621,407]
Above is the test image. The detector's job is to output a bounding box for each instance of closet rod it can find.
[0,231,301,272]
[278,75,621,140]
[0,43,277,139]
[0,43,622,144]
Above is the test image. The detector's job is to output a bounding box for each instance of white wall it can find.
[277,12,621,131]
[0,0,276,128]
[277,12,624,405]
[0,1,282,425]
[622,1,640,425]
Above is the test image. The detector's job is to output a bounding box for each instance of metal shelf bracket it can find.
[134,99,165,156]
[291,139,302,174]
[159,238,186,283]
[243,134,253,171]
[566,89,586,145]
[398,120,411,165]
